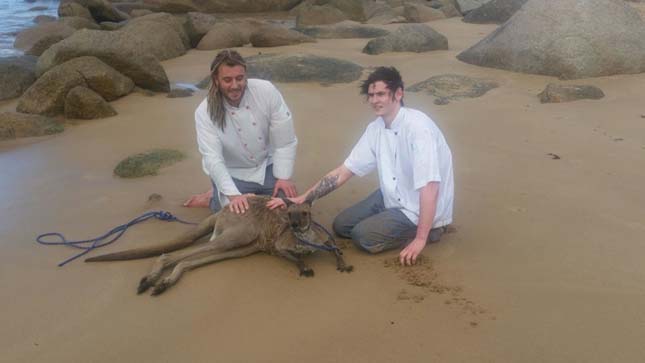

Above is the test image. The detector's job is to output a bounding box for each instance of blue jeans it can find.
[332,189,444,254]
[209,164,283,212]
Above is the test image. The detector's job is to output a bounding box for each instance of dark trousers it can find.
[209,164,283,212]
[332,189,444,253]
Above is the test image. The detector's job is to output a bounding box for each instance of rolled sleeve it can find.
[268,84,297,180]
[411,128,441,190]
[195,106,240,196]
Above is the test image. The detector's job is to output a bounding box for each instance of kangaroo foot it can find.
[151,279,172,296]
[338,264,354,273]
[137,276,156,294]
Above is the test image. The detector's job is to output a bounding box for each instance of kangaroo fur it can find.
[85,196,353,295]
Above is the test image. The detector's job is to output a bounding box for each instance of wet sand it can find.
[2,13,645,362]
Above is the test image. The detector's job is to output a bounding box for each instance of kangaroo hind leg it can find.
[151,243,262,296]
[138,225,258,294]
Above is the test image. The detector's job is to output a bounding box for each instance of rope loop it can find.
[36,211,197,267]
[295,221,340,252]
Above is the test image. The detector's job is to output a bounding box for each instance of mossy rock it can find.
[114,149,185,178]
[0,112,64,140]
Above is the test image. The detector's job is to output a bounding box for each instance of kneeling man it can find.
[269,66,453,266]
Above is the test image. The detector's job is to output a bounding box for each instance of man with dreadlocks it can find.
[268,66,454,266]
[184,49,298,214]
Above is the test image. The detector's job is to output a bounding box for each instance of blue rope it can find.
[295,221,340,252]
[36,211,198,267]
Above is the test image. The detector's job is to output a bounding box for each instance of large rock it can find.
[324,0,369,22]
[538,84,605,103]
[20,56,133,115]
[64,86,117,119]
[250,25,315,47]
[37,29,171,91]
[296,20,389,39]
[184,12,218,47]
[455,0,492,14]
[231,18,270,42]
[52,56,135,100]
[463,0,528,24]
[66,0,130,22]
[58,2,94,20]
[403,3,446,22]
[365,2,406,24]
[140,0,303,13]
[112,2,161,15]
[0,112,64,141]
[430,0,462,17]
[457,0,645,79]
[58,16,101,30]
[121,13,190,55]
[246,53,363,84]
[13,22,76,53]
[196,22,248,50]
[295,4,348,27]
[17,68,86,116]
[407,74,498,104]
[363,24,448,54]
[130,9,154,17]
[0,56,37,101]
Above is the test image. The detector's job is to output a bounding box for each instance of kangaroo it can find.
[85,196,353,295]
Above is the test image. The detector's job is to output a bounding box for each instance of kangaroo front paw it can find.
[300,268,315,277]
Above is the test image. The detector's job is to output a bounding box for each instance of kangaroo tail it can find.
[85,214,218,262]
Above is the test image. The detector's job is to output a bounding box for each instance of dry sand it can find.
[2,12,645,363]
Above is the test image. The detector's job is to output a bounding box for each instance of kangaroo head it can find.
[283,199,312,233]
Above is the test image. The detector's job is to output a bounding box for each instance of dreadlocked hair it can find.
[207,49,247,130]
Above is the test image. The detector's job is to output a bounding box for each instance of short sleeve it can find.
[410,126,441,190]
[344,126,377,177]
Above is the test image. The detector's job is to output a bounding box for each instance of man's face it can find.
[367,81,402,119]
[214,64,247,106]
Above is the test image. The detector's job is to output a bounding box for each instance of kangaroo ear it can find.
[281,198,294,207]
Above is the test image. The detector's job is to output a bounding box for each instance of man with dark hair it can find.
[184,49,298,214]
[268,66,454,266]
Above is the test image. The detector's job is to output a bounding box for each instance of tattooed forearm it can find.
[305,174,339,203]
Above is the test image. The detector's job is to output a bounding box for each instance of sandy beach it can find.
[2,9,645,362]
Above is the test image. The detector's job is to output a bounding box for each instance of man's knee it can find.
[332,213,353,239]
[349,225,386,254]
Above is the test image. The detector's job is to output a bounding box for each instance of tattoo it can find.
[305,175,339,203]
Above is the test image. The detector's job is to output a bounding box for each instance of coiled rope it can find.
[36,211,197,267]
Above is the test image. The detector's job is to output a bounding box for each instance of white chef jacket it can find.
[344,107,454,227]
[195,79,297,206]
